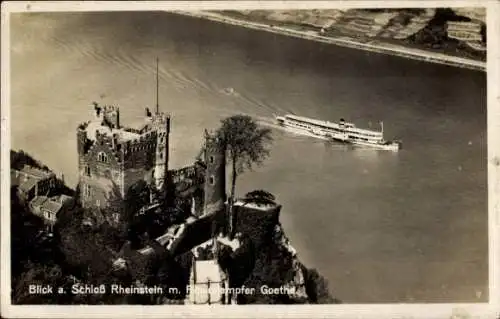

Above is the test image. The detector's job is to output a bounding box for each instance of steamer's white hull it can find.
[275,115,401,152]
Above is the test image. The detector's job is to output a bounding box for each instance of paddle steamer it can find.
[275,114,401,151]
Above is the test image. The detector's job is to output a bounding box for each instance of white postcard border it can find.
[1,1,499,318]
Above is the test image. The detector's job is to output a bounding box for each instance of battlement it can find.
[77,104,170,156]
[97,104,119,114]
[78,127,159,162]
[93,102,120,129]
[170,165,198,184]
[204,129,225,151]
[150,111,171,125]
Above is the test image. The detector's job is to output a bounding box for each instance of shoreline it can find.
[173,10,486,72]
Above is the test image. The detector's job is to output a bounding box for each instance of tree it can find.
[11,185,56,282]
[215,115,273,204]
[10,149,50,171]
[123,180,150,225]
[12,262,74,304]
[243,189,276,206]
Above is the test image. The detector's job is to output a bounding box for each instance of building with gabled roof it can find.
[29,194,74,231]
[11,165,57,202]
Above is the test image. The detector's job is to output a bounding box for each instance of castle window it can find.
[84,184,91,198]
[159,152,163,159]
[97,152,108,163]
[85,166,91,177]
[209,175,215,185]
[209,156,214,164]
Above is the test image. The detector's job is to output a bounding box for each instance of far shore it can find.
[173,10,486,72]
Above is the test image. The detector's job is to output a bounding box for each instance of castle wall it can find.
[77,104,171,227]
[77,128,90,155]
[122,133,157,170]
[80,173,120,210]
[232,204,281,251]
[78,138,124,213]
[169,164,204,198]
[36,177,56,197]
[172,210,225,255]
[123,167,154,195]
[170,165,198,184]
[78,124,160,203]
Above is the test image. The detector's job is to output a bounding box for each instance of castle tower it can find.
[151,58,170,192]
[77,128,88,155]
[77,101,170,227]
[152,113,170,191]
[103,106,120,129]
[203,130,226,215]
[92,102,120,128]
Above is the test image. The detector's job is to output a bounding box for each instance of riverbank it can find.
[173,10,486,72]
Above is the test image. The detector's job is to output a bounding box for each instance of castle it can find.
[77,103,170,224]
[75,93,302,305]
[76,99,230,227]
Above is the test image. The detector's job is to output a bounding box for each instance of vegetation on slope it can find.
[10,113,337,305]
[218,8,486,62]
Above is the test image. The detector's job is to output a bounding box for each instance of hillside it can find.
[216,8,486,63]
[10,150,337,304]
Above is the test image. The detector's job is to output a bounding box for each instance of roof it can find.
[18,178,38,193]
[11,166,54,192]
[42,200,63,214]
[54,194,73,205]
[85,120,141,143]
[113,258,127,270]
[20,166,54,179]
[30,195,65,214]
[30,195,49,207]
[137,246,154,255]
[155,227,177,245]
[128,117,153,132]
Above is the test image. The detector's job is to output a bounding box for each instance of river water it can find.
[10,12,488,303]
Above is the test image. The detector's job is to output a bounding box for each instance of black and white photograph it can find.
[1,1,499,317]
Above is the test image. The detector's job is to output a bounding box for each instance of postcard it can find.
[1,1,498,318]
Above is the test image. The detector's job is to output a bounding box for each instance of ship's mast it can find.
[155,57,159,115]
[380,121,384,136]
